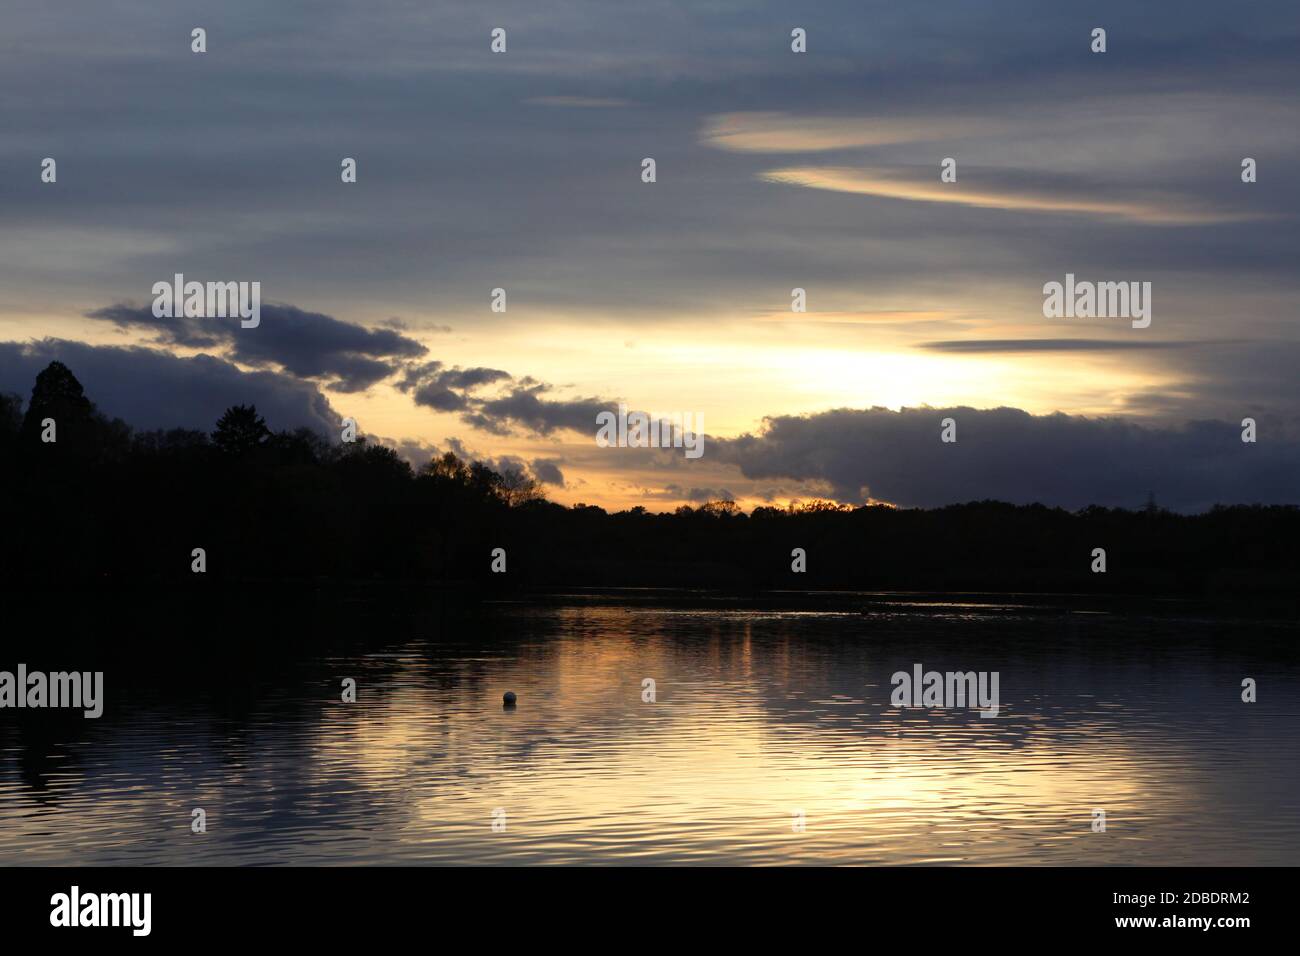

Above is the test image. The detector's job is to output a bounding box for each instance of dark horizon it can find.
[3,359,1296,604]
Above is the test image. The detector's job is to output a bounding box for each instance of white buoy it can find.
[503,691,517,706]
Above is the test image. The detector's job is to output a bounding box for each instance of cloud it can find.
[461,384,612,437]
[396,361,521,418]
[699,112,983,153]
[667,485,736,503]
[413,386,470,412]
[918,338,1227,353]
[70,299,619,443]
[381,434,565,488]
[396,361,512,394]
[713,405,1298,513]
[530,457,566,486]
[434,367,513,390]
[395,362,616,438]
[761,310,956,326]
[758,166,1250,225]
[86,303,427,392]
[0,339,341,434]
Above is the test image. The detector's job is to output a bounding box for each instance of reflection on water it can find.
[1,597,1297,864]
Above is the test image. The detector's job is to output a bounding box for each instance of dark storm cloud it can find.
[396,361,511,396]
[86,303,426,392]
[397,361,529,419]
[412,386,470,412]
[74,299,616,440]
[713,406,1298,513]
[437,367,513,390]
[461,384,612,437]
[394,360,615,437]
[86,304,226,349]
[0,339,341,435]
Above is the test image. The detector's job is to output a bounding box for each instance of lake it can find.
[1,592,1296,864]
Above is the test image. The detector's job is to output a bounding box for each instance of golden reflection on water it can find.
[1,604,1295,864]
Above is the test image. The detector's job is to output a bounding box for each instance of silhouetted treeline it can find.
[2,362,1297,604]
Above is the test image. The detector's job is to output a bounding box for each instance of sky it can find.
[1,0,1297,512]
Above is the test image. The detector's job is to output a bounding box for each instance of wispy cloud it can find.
[758,310,956,325]
[759,166,1254,225]
[919,338,1231,353]
[700,111,985,153]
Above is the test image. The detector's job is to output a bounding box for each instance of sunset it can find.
[3,2,1298,514]
[0,0,1294,943]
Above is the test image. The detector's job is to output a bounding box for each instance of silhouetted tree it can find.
[0,392,20,450]
[497,466,545,508]
[422,451,469,484]
[790,499,851,514]
[20,361,94,445]
[0,392,20,435]
[212,404,271,456]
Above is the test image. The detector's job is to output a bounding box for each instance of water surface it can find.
[1,595,1296,864]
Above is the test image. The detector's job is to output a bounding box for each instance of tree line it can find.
[2,361,1296,602]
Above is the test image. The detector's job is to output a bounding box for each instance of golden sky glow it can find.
[3,21,1296,514]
